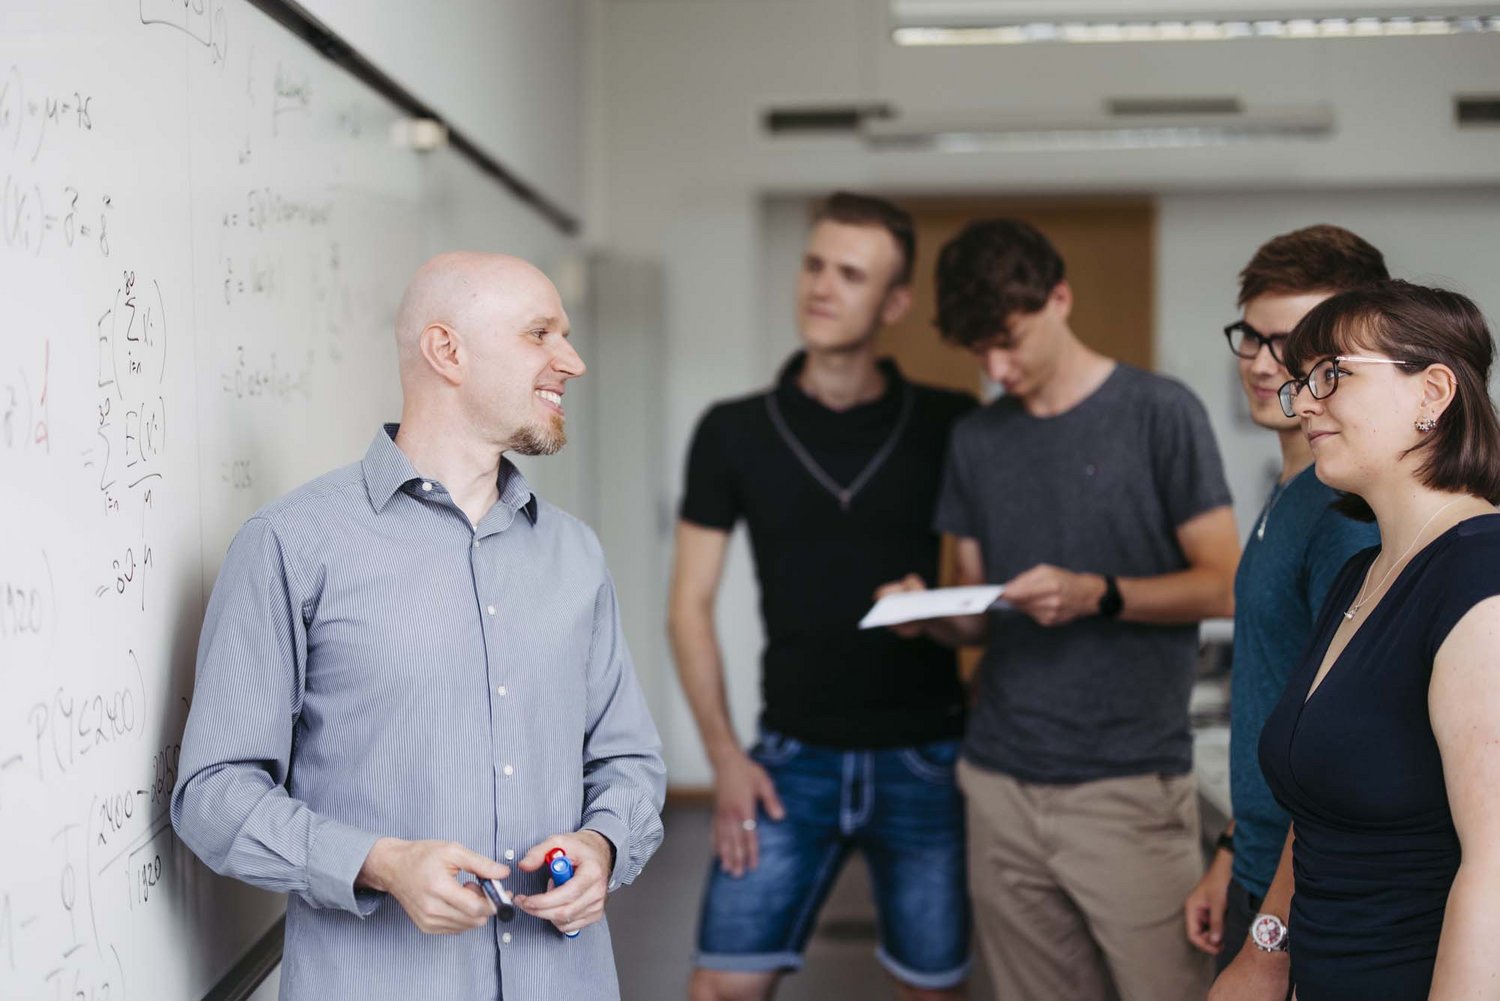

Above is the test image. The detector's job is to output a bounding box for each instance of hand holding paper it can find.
[859,585,1006,630]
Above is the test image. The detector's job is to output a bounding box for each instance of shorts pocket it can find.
[899,739,961,784]
[750,730,803,766]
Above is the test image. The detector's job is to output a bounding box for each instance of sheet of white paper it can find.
[858,585,1006,629]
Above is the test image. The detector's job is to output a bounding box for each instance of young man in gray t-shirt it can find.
[880,219,1239,1001]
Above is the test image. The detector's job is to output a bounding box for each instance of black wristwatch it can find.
[1215,829,1235,854]
[1097,574,1123,619]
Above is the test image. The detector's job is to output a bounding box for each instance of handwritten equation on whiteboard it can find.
[0,2,283,997]
[1,0,437,993]
[0,29,187,991]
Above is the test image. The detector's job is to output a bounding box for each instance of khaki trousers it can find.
[958,759,1212,1001]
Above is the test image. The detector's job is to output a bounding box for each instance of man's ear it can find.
[880,283,913,327]
[1050,280,1074,322]
[419,322,464,386]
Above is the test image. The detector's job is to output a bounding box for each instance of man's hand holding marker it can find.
[514,829,614,937]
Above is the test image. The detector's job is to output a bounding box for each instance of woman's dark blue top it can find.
[1258,513,1500,1001]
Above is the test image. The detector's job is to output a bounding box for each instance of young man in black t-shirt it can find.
[670,192,975,1001]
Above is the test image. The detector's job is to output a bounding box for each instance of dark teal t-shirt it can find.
[1229,466,1379,896]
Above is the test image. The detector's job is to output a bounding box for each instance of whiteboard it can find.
[0,2,577,999]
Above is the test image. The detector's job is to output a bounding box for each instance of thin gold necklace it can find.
[1343,497,1464,620]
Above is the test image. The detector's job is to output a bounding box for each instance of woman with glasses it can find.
[1255,279,1500,1001]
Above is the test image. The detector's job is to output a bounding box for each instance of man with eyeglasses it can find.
[1188,225,1384,1001]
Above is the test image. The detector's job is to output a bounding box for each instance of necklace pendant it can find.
[1343,609,1355,620]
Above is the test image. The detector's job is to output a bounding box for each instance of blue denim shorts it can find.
[694,731,971,989]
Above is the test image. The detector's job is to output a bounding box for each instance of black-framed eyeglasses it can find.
[1223,320,1288,364]
[1277,355,1414,418]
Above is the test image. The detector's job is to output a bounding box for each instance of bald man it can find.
[172,253,666,1001]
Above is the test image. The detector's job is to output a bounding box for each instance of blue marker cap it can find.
[545,849,580,938]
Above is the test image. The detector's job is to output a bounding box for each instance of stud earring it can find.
[1415,415,1438,433]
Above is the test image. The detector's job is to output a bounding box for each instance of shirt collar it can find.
[497,460,540,526]
[362,423,539,524]
[774,351,907,417]
[777,350,905,392]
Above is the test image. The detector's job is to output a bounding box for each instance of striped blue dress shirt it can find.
[172,425,666,1001]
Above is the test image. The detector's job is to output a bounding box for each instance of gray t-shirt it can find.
[936,364,1232,784]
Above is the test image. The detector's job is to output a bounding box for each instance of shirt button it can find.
[502,932,512,945]
[503,764,514,777]
[421,481,432,492]
[472,539,480,549]
[487,605,496,616]
[496,685,507,697]
[504,849,515,861]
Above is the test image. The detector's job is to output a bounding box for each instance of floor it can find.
[610,803,996,1001]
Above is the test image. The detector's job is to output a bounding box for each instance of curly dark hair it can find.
[934,219,1065,348]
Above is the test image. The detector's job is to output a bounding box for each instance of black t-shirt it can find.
[680,352,976,748]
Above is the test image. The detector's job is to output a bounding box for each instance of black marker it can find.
[478,874,515,922]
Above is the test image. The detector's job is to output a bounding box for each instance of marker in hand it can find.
[477,874,516,922]
[544,847,580,939]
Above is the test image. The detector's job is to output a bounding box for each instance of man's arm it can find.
[516,565,667,934]
[570,566,668,892]
[1185,819,1235,955]
[1118,504,1239,622]
[1208,827,1294,1000]
[668,520,785,877]
[171,518,386,914]
[1002,506,1239,627]
[171,518,502,933]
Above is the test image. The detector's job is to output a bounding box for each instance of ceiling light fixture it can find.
[862,107,1335,151]
[890,2,1500,44]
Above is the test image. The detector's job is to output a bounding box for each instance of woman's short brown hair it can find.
[1285,279,1500,520]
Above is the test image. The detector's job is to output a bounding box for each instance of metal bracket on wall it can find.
[245,0,581,236]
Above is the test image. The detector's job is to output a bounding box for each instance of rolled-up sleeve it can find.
[578,570,666,891]
[170,517,382,916]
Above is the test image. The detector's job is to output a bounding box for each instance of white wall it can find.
[590,0,1500,786]
[300,0,583,213]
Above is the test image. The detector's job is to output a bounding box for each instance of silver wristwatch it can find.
[1250,913,1289,953]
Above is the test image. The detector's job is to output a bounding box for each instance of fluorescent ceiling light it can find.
[890,1,1500,43]
[870,125,1320,151]
[862,107,1335,151]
